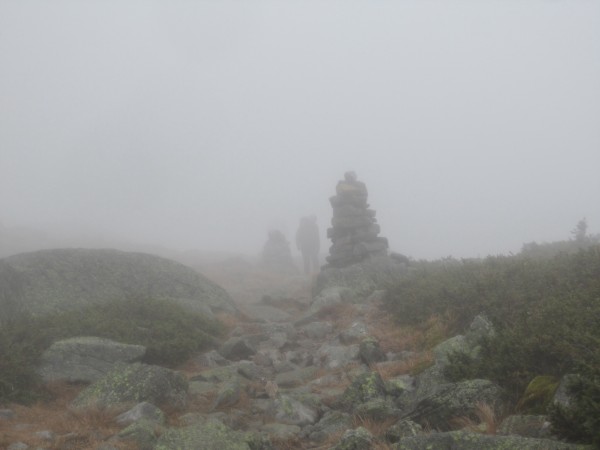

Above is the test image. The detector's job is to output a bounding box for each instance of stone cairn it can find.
[261,230,297,273]
[326,171,389,267]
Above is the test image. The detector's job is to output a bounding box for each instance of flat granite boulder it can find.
[154,419,251,450]
[72,362,188,410]
[393,430,592,449]
[402,379,506,431]
[37,336,146,383]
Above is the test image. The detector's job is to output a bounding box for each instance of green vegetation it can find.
[0,296,223,404]
[383,244,600,445]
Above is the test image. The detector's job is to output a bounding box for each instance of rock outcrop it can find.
[1,248,238,320]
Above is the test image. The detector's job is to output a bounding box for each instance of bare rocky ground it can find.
[0,257,589,450]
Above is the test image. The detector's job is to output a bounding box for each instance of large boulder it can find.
[338,371,388,410]
[72,363,188,410]
[154,419,251,450]
[393,430,591,449]
[331,427,374,450]
[37,336,146,383]
[302,410,353,443]
[1,248,237,320]
[271,395,319,426]
[402,379,506,431]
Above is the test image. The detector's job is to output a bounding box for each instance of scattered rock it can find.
[338,371,388,410]
[394,430,591,449]
[271,395,319,426]
[331,426,374,450]
[316,343,359,369]
[115,402,165,426]
[498,414,552,439]
[358,337,386,365]
[219,337,257,361]
[154,419,250,450]
[403,379,506,431]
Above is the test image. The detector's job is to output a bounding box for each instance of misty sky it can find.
[1,1,599,260]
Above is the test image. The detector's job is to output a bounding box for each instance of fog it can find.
[1,1,599,260]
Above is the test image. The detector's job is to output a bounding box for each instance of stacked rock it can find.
[326,172,389,267]
[261,230,298,273]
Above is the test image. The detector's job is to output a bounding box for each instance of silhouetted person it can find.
[296,215,320,274]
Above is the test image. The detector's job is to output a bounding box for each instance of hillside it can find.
[0,248,236,323]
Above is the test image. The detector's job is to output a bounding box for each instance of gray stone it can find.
[271,395,319,426]
[385,420,422,442]
[339,321,369,344]
[237,361,269,381]
[260,423,301,440]
[33,430,55,441]
[553,374,580,409]
[403,379,506,431]
[316,343,359,369]
[118,418,161,450]
[393,430,591,449]
[498,415,552,439]
[190,365,239,383]
[331,426,373,450]
[72,362,188,410]
[188,380,215,397]
[354,398,402,421]
[219,337,257,361]
[154,419,251,450]
[211,379,242,410]
[301,321,333,339]
[275,366,318,388]
[7,443,29,450]
[465,314,495,347]
[242,304,291,322]
[309,286,354,314]
[338,371,388,410]
[115,401,165,426]
[0,409,14,419]
[358,337,386,365]
[37,336,146,383]
[194,350,230,368]
[303,410,353,443]
[315,254,407,298]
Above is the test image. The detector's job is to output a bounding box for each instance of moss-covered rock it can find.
[517,375,559,414]
[154,419,250,450]
[37,336,146,383]
[118,418,162,450]
[338,371,387,410]
[358,337,386,365]
[72,362,188,410]
[393,430,592,449]
[330,426,373,450]
[403,379,506,431]
[271,394,319,426]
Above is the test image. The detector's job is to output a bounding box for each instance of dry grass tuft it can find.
[353,414,397,438]
[450,402,499,435]
[0,385,136,450]
[314,303,358,331]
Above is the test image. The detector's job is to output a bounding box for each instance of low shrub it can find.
[0,297,223,404]
[383,245,600,445]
